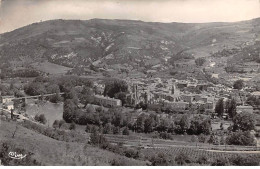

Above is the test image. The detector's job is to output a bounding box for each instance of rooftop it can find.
[252,91,260,96]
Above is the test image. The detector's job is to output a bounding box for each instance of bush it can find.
[122,127,130,135]
[109,158,127,166]
[226,131,256,146]
[52,120,59,129]
[150,153,168,166]
[229,155,259,166]
[196,155,209,165]
[175,153,192,165]
[124,148,140,159]
[198,134,207,143]
[69,122,76,130]
[35,114,47,124]
[211,157,229,166]
[159,132,173,140]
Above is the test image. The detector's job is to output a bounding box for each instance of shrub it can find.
[196,155,209,165]
[35,114,47,124]
[159,132,173,140]
[226,131,256,146]
[175,153,192,165]
[150,153,168,166]
[122,127,130,135]
[198,134,207,143]
[52,120,59,129]
[109,158,127,166]
[211,157,229,166]
[229,155,259,166]
[69,122,76,130]
[124,148,140,159]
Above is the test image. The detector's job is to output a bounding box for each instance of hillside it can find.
[0,18,259,79]
[0,120,146,166]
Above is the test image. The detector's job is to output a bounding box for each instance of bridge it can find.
[10,93,65,101]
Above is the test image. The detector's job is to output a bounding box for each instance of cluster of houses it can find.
[1,95,14,111]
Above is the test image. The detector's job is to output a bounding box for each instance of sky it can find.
[0,0,260,33]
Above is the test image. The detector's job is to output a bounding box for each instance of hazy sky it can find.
[0,0,260,33]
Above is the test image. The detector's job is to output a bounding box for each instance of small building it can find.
[4,101,14,111]
[94,95,122,107]
[236,105,254,114]
[1,96,14,104]
[252,91,260,99]
[163,101,189,110]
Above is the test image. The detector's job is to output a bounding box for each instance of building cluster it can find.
[1,96,14,111]
[124,77,216,112]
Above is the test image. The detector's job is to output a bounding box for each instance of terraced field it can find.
[141,147,260,162]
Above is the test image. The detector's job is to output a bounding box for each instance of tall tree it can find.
[233,80,244,90]
[103,78,128,98]
[215,98,224,117]
[232,112,255,131]
[227,98,237,119]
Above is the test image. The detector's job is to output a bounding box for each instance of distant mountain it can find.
[0,18,259,71]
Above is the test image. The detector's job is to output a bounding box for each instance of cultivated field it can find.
[31,61,72,75]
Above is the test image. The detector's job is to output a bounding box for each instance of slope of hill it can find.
[0,18,259,77]
[0,120,146,166]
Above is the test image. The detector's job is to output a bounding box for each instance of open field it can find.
[0,120,146,166]
[25,101,63,126]
[31,61,72,75]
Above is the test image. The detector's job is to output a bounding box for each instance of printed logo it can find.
[8,152,27,160]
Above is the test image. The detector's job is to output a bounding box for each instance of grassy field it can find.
[31,61,72,75]
[25,101,63,126]
[0,120,146,166]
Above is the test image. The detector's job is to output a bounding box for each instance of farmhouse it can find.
[94,95,122,107]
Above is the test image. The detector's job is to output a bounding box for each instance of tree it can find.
[230,154,259,166]
[208,134,219,145]
[177,115,190,134]
[220,136,225,145]
[69,122,76,130]
[24,82,47,96]
[233,80,244,90]
[56,120,64,129]
[103,123,112,134]
[195,57,206,66]
[50,92,62,103]
[226,131,256,146]
[63,99,77,123]
[144,117,154,133]
[232,112,255,131]
[122,127,130,135]
[151,153,168,166]
[175,153,192,165]
[113,126,120,134]
[227,98,237,119]
[52,120,59,129]
[103,79,128,98]
[35,114,47,124]
[80,86,94,107]
[215,98,224,117]
[211,157,229,166]
[134,115,145,132]
[114,92,128,106]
